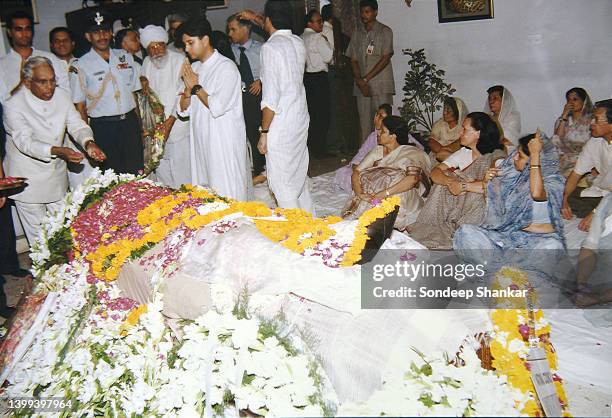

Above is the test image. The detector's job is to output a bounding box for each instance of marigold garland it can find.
[75,181,372,282]
[341,196,400,266]
[491,268,571,417]
[120,304,148,336]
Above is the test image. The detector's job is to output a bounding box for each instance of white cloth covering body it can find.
[141,49,191,188]
[260,30,314,212]
[0,48,70,105]
[484,87,521,146]
[177,50,249,200]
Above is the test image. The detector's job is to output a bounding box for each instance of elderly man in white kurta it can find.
[255,2,314,213]
[139,25,191,188]
[3,57,105,244]
[178,18,249,201]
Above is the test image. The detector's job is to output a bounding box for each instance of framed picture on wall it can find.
[1,0,39,25]
[203,0,229,10]
[437,0,493,23]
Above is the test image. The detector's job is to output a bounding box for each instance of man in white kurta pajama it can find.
[257,2,315,213]
[178,18,249,201]
[139,25,191,188]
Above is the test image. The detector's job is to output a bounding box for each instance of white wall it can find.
[378,0,612,135]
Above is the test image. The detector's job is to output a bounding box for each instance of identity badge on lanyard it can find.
[366,39,375,55]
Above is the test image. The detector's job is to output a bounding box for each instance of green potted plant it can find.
[400,48,455,136]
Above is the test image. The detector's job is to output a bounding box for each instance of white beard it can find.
[150,53,169,70]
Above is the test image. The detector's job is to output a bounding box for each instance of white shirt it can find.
[3,88,94,203]
[322,21,335,52]
[0,48,70,105]
[574,137,612,197]
[301,28,333,73]
[443,147,474,171]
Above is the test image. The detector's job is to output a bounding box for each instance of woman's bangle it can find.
[530,165,541,169]
[385,189,390,197]
[461,182,467,192]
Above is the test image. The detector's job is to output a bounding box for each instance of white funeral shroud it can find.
[117,215,492,402]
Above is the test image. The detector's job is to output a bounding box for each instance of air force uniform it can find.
[69,12,143,174]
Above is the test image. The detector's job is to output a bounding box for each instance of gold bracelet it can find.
[385,189,390,197]
[530,165,541,169]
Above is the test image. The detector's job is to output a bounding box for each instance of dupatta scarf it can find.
[482,135,566,247]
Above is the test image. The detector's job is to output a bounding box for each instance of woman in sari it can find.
[428,96,469,162]
[484,85,521,150]
[454,132,565,269]
[407,112,506,249]
[334,104,391,191]
[552,87,593,177]
[343,116,431,229]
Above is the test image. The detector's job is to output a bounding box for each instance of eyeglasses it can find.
[591,117,608,125]
[31,78,57,87]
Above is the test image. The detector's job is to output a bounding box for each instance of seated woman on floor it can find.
[552,87,593,177]
[406,112,506,249]
[428,96,469,162]
[342,115,431,229]
[454,132,565,265]
[484,85,521,150]
[334,104,421,191]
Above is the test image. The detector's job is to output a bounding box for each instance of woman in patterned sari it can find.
[406,112,506,249]
[552,87,593,177]
[343,116,431,229]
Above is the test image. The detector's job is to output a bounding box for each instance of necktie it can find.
[238,46,254,86]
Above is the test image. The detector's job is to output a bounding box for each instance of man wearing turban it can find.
[139,25,191,187]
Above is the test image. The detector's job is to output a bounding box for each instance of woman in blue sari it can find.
[454,132,566,267]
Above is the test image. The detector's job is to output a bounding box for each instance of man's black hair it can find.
[264,0,293,31]
[49,26,73,44]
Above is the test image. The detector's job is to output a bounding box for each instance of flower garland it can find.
[341,195,400,266]
[490,267,571,417]
[30,169,137,277]
[337,348,526,416]
[65,177,375,281]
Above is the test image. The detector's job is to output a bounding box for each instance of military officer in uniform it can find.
[70,10,143,175]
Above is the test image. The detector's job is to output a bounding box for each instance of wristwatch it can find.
[258,126,269,134]
[190,84,203,96]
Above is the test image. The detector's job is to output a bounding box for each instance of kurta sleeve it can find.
[3,106,52,162]
[66,100,94,148]
[207,61,241,119]
[260,45,282,114]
